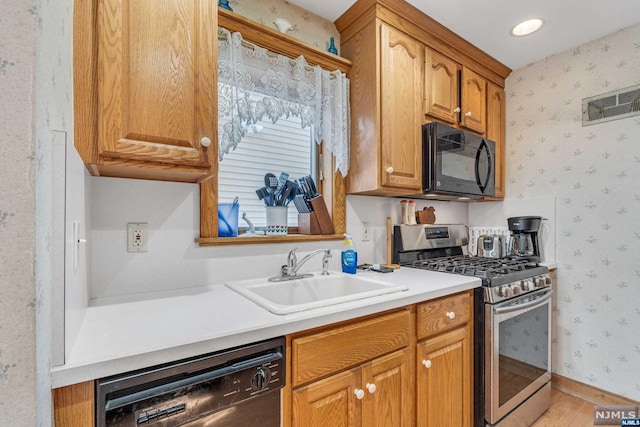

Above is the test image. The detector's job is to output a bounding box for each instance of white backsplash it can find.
[88,178,469,300]
[468,197,557,264]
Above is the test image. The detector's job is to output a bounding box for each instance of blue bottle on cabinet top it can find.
[328,37,338,55]
[218,0,233,11]
[341,234,357,274]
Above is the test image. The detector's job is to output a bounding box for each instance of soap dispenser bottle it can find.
[341,234,357,274]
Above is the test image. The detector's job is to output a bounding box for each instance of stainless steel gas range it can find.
[393,224,552,427]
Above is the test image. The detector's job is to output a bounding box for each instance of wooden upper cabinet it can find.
[339,20,423,196]
[460,67,487,134]
[379,23,424,191]
[486,82,506,199]
[424,48,460,124]
[75,0,217,182]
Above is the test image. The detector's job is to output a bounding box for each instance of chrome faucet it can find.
[269,248,332,282]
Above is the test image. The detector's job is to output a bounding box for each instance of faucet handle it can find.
[287,248,299,271]
[321,249,332,275]
[280,264,290,276]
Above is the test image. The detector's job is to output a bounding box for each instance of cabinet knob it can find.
[465,111,472,117]
[354,388,365,400]
[366,383,377,394]
[200,136,212,147]
[386,166,394,174]
[454,107,461,113]
[422,359,432,368]
[446,311,456,320]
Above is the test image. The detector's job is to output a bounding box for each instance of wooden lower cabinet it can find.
[361,349,413,427]
[416,325,472,427]
[53,293,474,427]
[292,348,412,427]
[53,381,95,427]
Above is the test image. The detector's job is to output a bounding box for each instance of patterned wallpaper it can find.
[0,0,37,425]
[506,23,640,400]
[228,0,340,52]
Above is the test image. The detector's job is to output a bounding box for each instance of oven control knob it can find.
[251,368,270,391]
[535,277,545,288]
[501,286,513,298]
[511,284,522,295]
[523,280,533,291]
[545,275,552,285]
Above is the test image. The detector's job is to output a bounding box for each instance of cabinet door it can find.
[361,349,413,427]
[96,0,216,179]
[292,368,361,427]
[424,48,460,124]
[379,23,423,191]
[460,67,486,134]
[417,326,472,427]
[486,82,506,198]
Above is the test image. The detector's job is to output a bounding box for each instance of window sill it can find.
[197,233,345,246]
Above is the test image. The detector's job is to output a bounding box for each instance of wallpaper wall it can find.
[228,0,340,53]
[0,0,37,425]
[506,23,640,400]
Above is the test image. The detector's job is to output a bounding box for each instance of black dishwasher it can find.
[96,337,285,427]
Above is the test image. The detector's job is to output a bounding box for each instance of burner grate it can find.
[411,256,532,280]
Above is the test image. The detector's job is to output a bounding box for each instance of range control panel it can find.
[485,274,552,304]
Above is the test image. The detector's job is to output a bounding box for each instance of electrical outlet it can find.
[361,222,370,242]
[127,223,148,253]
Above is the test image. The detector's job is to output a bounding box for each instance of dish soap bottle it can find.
[341,234,358,274]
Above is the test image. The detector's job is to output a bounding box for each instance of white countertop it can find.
[51,268,480,388]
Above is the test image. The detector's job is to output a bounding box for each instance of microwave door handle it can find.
[475,140,492,192]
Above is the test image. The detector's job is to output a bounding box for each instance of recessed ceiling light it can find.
[510,18,545,37]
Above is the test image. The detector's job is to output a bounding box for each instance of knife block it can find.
[298,212,322,235]
[297,197,335,235]
[310,196,335,234]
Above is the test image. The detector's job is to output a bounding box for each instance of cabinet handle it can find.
[200,137,212,147]
[446,311,456,320]
[386,166,394,174]
[366,383,377,394]
[422,359,432,368]
[465,111,472,117]
[454,107,461,113]
[354,388,365,400]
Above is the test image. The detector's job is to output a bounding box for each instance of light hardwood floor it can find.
[531,388,597,426]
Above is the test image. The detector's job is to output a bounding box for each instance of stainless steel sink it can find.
[225,272,408,315]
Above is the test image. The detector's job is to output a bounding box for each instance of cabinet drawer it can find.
[417,291,471,340]
[292,310,410,386]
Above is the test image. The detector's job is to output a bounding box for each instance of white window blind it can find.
[218,111,315,229]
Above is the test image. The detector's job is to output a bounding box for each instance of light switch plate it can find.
[127,223,148,253]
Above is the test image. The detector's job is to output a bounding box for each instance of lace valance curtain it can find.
[217,28,351,176]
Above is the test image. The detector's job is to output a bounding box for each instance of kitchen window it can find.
[197,13,351,244]
[217,105,317,228]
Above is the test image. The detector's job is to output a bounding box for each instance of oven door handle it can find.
[493,289,553,315]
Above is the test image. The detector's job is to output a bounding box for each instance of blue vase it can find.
[328,37,338,55]
[218,0,233,11]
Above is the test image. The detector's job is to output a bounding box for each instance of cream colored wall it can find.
[506,23,640,400]
[226,0,341,52]
[0,1,37,425]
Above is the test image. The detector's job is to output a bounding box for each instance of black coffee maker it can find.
[507,216,542,263]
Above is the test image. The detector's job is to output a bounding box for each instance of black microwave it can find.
[418,122,495,199]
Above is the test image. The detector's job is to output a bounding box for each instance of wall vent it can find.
[582,84,640,126]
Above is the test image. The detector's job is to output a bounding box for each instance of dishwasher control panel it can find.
[97,337,285,427]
